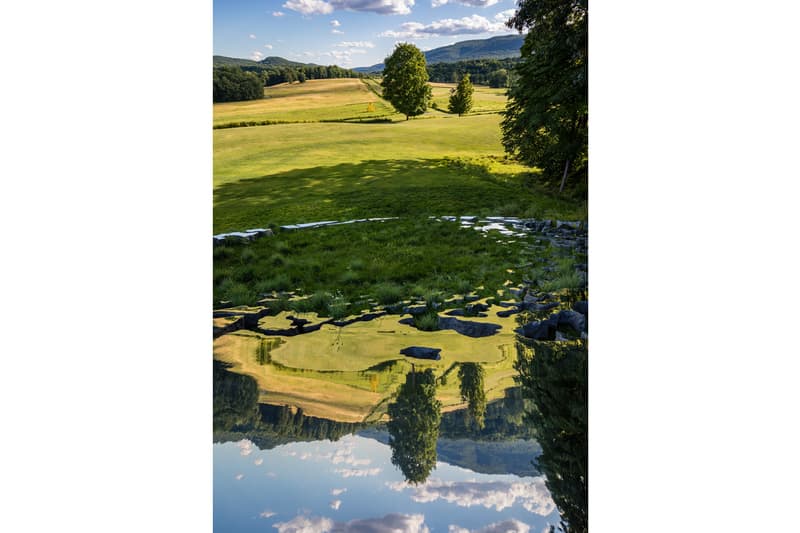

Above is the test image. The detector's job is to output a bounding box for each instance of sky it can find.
[213,0,521,68]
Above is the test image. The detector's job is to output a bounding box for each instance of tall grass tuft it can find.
[374,283,403,305]
[414,309,441,331]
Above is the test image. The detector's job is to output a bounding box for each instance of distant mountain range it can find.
[213,34,525,74]
[213,55,315,68]
[353,34,525,73]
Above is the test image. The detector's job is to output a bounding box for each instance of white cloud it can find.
[334,513,429,533]
[331,488,347,496]
[238,439,254,456]
[273,11,286,16]
[334,467,381,477]
[337,40,375,48]
[250,51,265,61]
[332,29,345,34]
[283,0,334,15]
[261,511,277,518]
[285,0,414,15]
[386,478,556,515]
[235,473,244,480]
[264,44,274,50]
[250,33,257,39]
[432,0,500,7]
[380,14,510,38]
[254,458,264,465]
[449,520,531,533]
[330,1,414,15]
[330,499,342,510]
[274,515,335,533]
[494,9,515,21]
[331,19,341,26]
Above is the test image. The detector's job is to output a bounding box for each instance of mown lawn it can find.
[213,78,398,126]
[429,82,508,114]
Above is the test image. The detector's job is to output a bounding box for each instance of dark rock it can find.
[496,308,521,318]
[516,315,559,340]
[555,310,587,333]
[520,301,559,313]
[445,308,466,316]
[400,346,442,360]
[522,293,539,304]
[572,301,588,317]
[403,305,429,315]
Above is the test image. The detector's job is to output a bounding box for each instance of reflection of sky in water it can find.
[214,434,560,533]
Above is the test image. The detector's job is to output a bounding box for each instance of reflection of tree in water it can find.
[387,369,442,484]
[458,363,487,430]
[516,339,587,533]
[213,360,260,432]
[213,360,363,445]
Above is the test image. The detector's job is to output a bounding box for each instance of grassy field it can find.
[213,113,508,187]
[429,82,508,114]
[213,78,399,126]
[213,218,542,307]
[213,77,586,419]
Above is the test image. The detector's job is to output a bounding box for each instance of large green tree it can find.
[449,73,475,116]
[502,0,588,193]
[381,43,432,120]
[387,369,442,483]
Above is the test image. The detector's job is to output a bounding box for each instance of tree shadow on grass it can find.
[213,158,533,232]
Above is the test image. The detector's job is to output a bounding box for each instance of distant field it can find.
[429,82,508,114]
[213,78,398,126]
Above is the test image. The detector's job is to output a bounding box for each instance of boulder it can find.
[516,315,559,340]
[555,310,586,333]
[572,301,588,317]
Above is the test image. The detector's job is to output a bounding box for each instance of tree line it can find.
[427,57,519,88]
[213,64,365,102]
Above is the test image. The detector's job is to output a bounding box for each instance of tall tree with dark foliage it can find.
[502,0,588,193]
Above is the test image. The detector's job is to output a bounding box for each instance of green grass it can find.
[214,156,583,232]
[213,78,398,126]
[213,113,509,187]
[429,82,508,114]
[213,218,532,307]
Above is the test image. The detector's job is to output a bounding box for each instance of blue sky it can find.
[214,0,521,68]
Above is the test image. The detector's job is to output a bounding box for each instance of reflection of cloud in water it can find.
[386,478,555,515]
[238,439,254,456]
[331,488,347,496]
[334,467,381,478]
[448,519,531,533]
[261,510,277,518]
[235,474,244,480]
[273,515,334,533]
[332,513,429,533]
[254,458,264,466]
[330,499,341,510]
[274,513,429,533]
